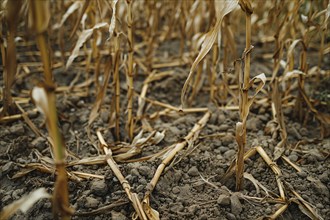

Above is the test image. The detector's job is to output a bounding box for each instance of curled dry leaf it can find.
[326,2,330,23]
[131,130,144,145]
[244,172,270,196]
[66,22,109,69]
[285,73,303,91]
[285,39,305,71]
[31,86,49,116]
[108,0,118,40]
[282,69,305,81]
[69,0,91,39]
[135,131,165,146]
[152,131,165,144]
[241,73,266,124]
[246,73,266,108]
[53,1,82,30]
[0,188,51,220]
[181,0,238,107]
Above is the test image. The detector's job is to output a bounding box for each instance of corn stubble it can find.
[0,0,329,219]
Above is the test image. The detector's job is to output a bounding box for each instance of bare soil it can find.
[1,37,329,220]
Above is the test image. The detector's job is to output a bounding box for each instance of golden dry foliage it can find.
[181,0,238,107]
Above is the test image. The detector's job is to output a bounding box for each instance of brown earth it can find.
[1,6,330,217]
[1,47,329,219]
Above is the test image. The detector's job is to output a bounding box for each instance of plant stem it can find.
[126,0,134,140]
[113,31,121,140]
[29,0,71,218]
[1,0,22,117]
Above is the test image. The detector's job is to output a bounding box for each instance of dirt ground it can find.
[1,5,330,218]
[1,42,330,219]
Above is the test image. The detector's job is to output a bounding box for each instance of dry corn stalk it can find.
[1,0,22,117]
[143,112,211,219]
[255,146,285,201]
[112,30,121,140]
[235,0,253,191]
[96,131,148,220]
[145,0,159,71]
[234,65,266,190]
[270,79,287,160]
[126,0,135,140]
[29,0,52,85]
[318,2,330,67]
[221,147,257,182]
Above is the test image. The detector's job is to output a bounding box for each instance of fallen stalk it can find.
[96,131,148,220]
[255,146,285,201]
[142,111,211,218]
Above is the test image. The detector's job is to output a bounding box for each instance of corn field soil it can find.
[1,0,330,219]
[0,50,329,219]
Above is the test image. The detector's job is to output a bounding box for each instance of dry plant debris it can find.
[0,0,329,219]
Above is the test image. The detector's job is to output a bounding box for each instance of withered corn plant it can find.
[234,0,268,190]
[29,0,72,219]
[235,0,253,191]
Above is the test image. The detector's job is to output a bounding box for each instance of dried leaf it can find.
[296,201,319,220]
[66,22,109,69]
[31,86,49,116]
[247,73,266,108]
[53,1,82,29]
[132,130,144,145]
[69,0,91,39]
[286,39,305,71]
[152,131,165,145]
[244,172,270,196]
[108,0,118,40]
[0,188,51,220]
[181,0,238,106]
[68,155,106,166]
[282,70,305,90]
